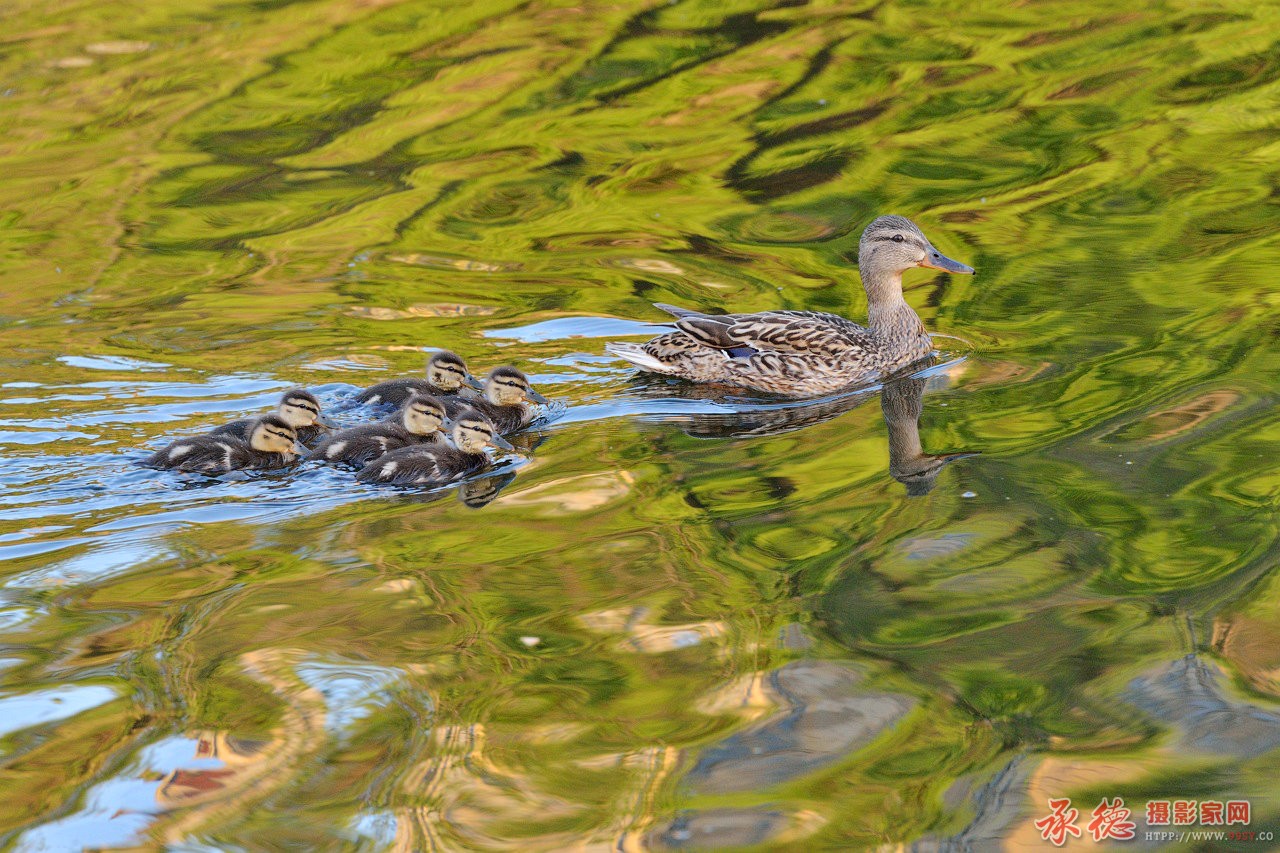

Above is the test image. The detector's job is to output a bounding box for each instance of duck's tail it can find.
[604,342,678,375]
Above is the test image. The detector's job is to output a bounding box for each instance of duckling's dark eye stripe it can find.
[290,401,319,413]
[266,429,292,439]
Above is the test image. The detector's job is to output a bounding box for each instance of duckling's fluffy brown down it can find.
[312,423,443,467]
[356,444,490,486]
[144,436,293,473]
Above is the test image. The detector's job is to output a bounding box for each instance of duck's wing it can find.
[666,307,868,358]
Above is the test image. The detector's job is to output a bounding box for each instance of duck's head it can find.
[450,408,515,453]
[277,389,332,428]
[249,414,300,456]
[891,452,979,496]
[427,350,482,392]
[481,366,549,407]
[401,394,448,436]
[858,215,974,278]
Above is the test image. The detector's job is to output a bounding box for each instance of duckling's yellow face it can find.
[452,418,492,453]
[484,368,549,407]
[278,394,322,427]
[426,354,472,391]
[487,377,526,406]
[451,415,514,453]
[402,399,446,435]
[249,419,299,455]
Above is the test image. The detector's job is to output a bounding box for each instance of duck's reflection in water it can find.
[359,468,520,509]
[880,376,977,496]
[455,471,518,508]
[627,360,977,495]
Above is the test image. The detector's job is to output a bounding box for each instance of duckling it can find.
[311,395,448,466]
[144,414,300,474]
[357,408,513,486]
[605,215,975,398]
[442,366,548,434]
[211,389,332,447]
[355,350,482,407]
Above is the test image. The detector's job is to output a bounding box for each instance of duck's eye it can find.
[892,234,904,243]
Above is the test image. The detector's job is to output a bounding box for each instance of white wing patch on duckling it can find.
[379,461,397,479]
[325,440,347,458]
[168,443,194,460]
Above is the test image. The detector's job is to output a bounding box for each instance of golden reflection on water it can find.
[2,0,1280,848]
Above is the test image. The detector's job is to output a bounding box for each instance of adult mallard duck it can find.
[355,350,482,407]
[210,389,333,447]
[605,215,974,398]
[144,414,300,474]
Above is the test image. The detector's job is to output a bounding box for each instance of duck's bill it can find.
[316,414,339,429]
[524,389,549,404]
[489,434,515,451]
[920,250,974,274]
[465,376,484,390]
[293,444,311,457]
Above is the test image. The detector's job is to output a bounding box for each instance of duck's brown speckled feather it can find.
[671,307,874,358]
[610,306,931,397]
